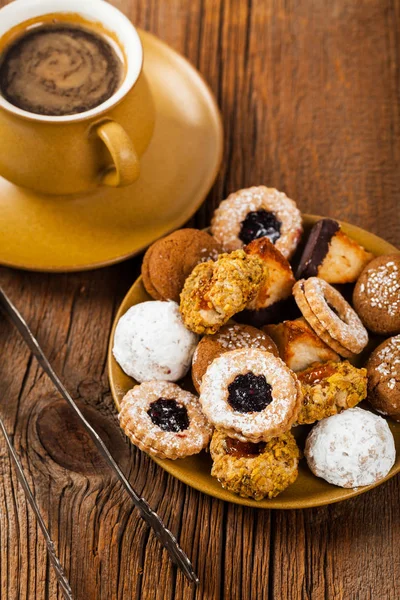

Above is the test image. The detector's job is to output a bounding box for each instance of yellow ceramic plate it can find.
[108,216,400,509]
[0,30,222,272]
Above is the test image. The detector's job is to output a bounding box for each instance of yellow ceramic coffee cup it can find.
[0,0,155,195]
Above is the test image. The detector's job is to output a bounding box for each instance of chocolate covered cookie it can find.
[353,254,400,335]
[142,228,221,302]
[296,219,373,283]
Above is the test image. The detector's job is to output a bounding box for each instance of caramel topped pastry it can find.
[179,250,264,335]
[297,360,367,425]
[199,348,302,443]
[210,186,303,259]
[119,381,212,460]
[210,429,300,500]
[244,237,295,310]
[265,318,340,372]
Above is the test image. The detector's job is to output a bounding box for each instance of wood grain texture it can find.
[0,0,399,598]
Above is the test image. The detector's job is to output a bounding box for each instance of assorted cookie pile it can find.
[113,186,399,501]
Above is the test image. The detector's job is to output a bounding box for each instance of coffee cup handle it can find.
[96,120,140,187]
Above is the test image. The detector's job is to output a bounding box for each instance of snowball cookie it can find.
[113,301,199,382]
[305,408,396,488]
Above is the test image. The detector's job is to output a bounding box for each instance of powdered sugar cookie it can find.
[305,408,395,488]
[199,348,302,443]
[302,278,368,354]
[119,381,212,459]
[211,186,303,259]
[292,280,354,358]
[113,301,199,382]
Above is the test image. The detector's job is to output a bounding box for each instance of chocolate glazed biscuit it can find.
[0,24,123,115]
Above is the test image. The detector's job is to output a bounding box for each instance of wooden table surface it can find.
[1,0,400,598]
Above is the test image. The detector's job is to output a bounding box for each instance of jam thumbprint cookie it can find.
[353,254,400,335]
[305,408,395,488]
[191,323,278,393]
[210,429,300,500]
[297,361,367,425]
[142,228,221,302]
[119,382,212,459]
[367,335,400,422]
[296,218,373,283]
[179,250,264,335]
[113,301,198,382]
[293,277,368,357]
[199,348,302,443]
[210,186,303,259]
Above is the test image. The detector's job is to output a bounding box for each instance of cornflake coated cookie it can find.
[142,229,221,302]
[293,278,368,356]
[191,323,279,393]
[265,318,340,372]
[210,429,300,500]
[305,408,395,488]
[367,335,400,421]
[180,250,264,335]
[211,186,303,259]
[297,361,367,425]
[113,301,198,382]
[200,348,302,443]
[119,382,212,459]
[296,218,373,283]
[353,254,400,335]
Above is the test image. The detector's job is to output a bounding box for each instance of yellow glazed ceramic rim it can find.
[108,215,400,509]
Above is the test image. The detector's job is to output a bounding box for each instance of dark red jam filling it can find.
[227,372,273,413]
[225,437,266,458]
[239,210,282,245]
[147,398,189,432]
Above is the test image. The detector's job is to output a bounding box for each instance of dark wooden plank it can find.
[0,0,399,598]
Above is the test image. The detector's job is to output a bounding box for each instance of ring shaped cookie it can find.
[119,381,212,460]
[303,278,368,354]
[293,281,355,358]
[200,348,302,443]
[210,186,303,259]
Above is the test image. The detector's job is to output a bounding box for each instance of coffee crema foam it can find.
[0,23,124,116]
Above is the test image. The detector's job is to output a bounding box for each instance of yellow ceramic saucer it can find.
[0,30,223,272]
[107,216,400,509]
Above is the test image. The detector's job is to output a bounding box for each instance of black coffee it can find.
[0,23,124,116]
